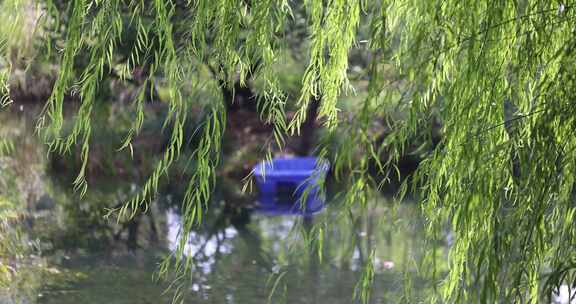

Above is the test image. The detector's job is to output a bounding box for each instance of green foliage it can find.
[386,1,576,302]
[354,249,375,304]
[290,0,361,131]
[1,0,576,303]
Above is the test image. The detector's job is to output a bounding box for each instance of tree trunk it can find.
[296,97,321,156]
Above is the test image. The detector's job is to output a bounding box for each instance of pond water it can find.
[35,204,431,304]
[0,107,446,304]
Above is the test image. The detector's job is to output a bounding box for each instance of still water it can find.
[35,203,432,304]
[0,108,443,304]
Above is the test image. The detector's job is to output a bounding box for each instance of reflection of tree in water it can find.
[163,197,437,304]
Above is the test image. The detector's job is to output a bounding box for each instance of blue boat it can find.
[253,157,329,215]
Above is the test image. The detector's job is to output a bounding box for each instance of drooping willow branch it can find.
[1,0,576,303]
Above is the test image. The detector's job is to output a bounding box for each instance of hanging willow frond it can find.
[2,0,576,303]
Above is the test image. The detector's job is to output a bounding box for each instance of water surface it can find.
[0,108,443,304]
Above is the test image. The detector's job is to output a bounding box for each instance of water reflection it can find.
[161,198,440,303]
[166,208,238,273]
[167,208,237,255]
[34,195,439,303]
[254,193,325,216]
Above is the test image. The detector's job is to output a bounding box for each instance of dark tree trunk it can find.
[220,80,257,113]
[296,97,321,156]
[148,210,159,244]
[208,63,258,113]
[127,216,140,250]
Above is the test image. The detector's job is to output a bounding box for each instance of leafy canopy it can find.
[1,0,576,303]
